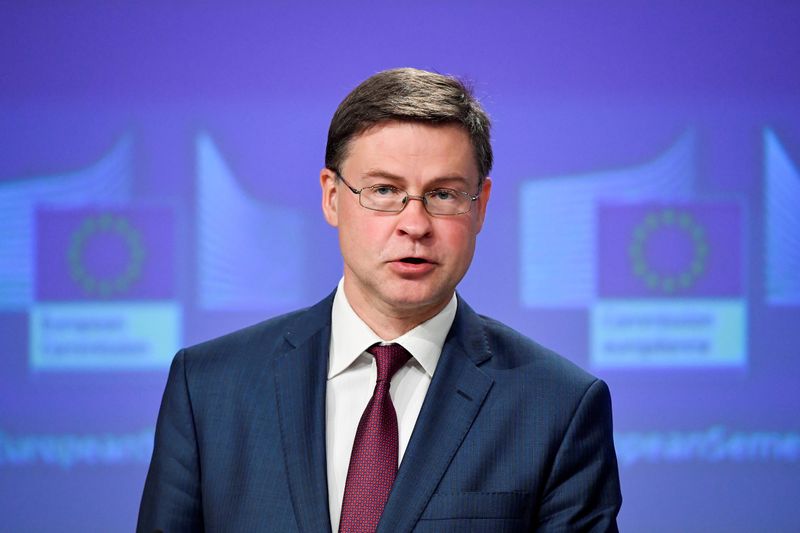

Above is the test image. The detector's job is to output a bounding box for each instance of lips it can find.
[389,256,437,275]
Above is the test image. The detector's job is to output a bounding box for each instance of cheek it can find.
[340,213,392,255]
[440,223,478,258]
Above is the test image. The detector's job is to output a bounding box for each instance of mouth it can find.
[399,257,430,265]
[389,257,437,275]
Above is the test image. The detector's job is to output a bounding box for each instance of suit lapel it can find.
[377,297,494,533]
[274,295,335,533]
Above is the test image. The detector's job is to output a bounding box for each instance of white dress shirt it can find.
[325,279,457,532]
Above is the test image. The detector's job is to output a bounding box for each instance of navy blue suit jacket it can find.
[138,293,621,532]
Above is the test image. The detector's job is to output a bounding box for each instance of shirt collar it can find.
[328,278,457,380]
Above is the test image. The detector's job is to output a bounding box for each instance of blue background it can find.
[1,2,799,531]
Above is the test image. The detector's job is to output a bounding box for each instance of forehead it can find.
[341,121,479,184]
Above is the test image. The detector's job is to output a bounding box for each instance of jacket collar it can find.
[377,294,495,532]
[274,291,335,533]
[274,291,494,533]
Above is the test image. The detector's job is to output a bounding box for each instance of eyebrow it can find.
[361,169,472,188]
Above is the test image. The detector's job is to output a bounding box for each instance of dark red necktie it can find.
[338,343,411,533]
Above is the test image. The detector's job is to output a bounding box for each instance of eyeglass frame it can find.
[333,171,482,216]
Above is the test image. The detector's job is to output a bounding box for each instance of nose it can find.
[396,195,433,239]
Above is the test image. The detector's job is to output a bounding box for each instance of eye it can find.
[372,185,401,196]
[429,188,458,201]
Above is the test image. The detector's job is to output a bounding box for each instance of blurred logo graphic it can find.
[520,132,695,308]
[592,202,746,369]
[520,132,747,369]
[629,209,708,294]
[68,213,146,298]
[36,208,174,301]
[764,129,800,306]
[31,205,180,371]
[598,203,742,298]
[196,133,307,311]
[0,137,132,309]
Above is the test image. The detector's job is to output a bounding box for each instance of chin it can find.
[383,285,450,313]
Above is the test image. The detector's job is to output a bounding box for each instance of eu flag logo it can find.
[30,206,181,371]
[598,203,743,299]
[36,207,175,301]
[592,202,746,369]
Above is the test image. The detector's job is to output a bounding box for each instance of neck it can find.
[342,281,450,340]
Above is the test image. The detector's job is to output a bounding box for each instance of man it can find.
[138,68,621,532]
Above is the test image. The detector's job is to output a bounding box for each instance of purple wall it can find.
[2,3,799,531]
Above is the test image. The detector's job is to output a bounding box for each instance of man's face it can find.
[321,121,491,325]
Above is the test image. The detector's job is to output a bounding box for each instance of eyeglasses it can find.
[335,173,480,216]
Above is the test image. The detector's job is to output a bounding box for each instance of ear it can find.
[474,177,492,233]
[320,168,340,227]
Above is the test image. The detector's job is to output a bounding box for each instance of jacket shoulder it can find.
[477,314,599,389]
[190,308,303,353]
[179,296,331,372]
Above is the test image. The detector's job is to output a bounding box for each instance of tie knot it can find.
[367,343,411,383]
